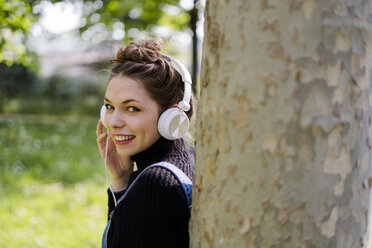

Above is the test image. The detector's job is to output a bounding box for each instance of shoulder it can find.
[139,165,186,191]
[116,165,189,212]
[136,165,188,202]
[163,139,195,180]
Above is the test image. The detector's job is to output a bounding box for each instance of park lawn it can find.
[0,115,107,248]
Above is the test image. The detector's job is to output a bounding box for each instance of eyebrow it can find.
[104,97,141,104]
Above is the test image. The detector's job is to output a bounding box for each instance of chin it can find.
[117,149,135,157]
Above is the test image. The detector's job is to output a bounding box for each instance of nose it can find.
[108,110,125,129]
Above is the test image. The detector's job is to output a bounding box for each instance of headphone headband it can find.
[162,54,192,112]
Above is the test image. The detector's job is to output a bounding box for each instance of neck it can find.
[130,137,185,172]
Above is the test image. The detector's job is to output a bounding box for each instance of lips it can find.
[113,134,135,145]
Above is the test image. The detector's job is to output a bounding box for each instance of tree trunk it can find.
[190,1,372,247]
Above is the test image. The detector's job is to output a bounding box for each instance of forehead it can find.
[105,76,152,102]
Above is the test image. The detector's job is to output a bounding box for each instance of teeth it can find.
[115,135,135,141]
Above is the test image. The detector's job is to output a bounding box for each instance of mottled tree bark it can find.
[190,0,372,247]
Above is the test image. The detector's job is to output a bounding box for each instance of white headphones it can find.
[100,54,192,140]
[100,104,107,127]
[157,55,192,140]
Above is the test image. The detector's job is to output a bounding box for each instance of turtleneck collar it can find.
[130,137,185,172]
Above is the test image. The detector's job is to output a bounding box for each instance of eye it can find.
[105,104,114,110]
[128,106,140,112]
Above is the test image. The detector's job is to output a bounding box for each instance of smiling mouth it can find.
[114,135,135,141]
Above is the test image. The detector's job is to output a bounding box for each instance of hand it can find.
[96,120,134,189]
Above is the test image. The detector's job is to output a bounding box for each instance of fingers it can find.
[96,119,104,137]
[96,132,108,145]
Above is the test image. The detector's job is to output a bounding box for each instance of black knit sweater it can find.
[106,137,195,248]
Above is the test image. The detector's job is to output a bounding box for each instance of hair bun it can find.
[114,38,163,64]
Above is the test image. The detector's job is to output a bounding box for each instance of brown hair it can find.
[109,38,196,124]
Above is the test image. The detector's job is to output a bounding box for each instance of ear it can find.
[171,104,179,108]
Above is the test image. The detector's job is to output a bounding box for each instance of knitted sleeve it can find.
[108,167,190,248]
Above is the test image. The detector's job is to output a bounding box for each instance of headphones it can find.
[100,54,192,140]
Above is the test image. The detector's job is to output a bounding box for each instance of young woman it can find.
[96,38,195,248]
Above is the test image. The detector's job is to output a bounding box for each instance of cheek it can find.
[145,117,160,133]
[144,115,160,135]
[104,116,111,131]
[129,116,159,133]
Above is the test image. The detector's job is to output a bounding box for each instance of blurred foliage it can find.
[0,2,200,246]
[0,62,105,116]
[1,0,200,103]
[2,96,103,116]
[80,0,191,42]
[0,63,39,97]
[0,116,103,189]
[0,0,197,70]
[0,117,107,247]
[0,0,39,69]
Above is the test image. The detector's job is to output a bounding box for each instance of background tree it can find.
[1,0,203,97]
[80,0,203,86]
[1,0,202,70]
[191,1,372,247]
[0,0,37,68]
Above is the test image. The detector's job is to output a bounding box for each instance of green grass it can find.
[0,115,107,248]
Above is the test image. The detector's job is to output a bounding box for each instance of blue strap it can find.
[102,162,192,248]
[116,161,192,209]
[102,219,110,248]
[146,162,192,208]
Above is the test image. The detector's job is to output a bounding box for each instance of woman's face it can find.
[104,76,161,157]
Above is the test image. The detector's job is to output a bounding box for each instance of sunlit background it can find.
[0,0,204,247]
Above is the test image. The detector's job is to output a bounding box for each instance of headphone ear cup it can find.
[100,105,106,128]
[158,108,190,140]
